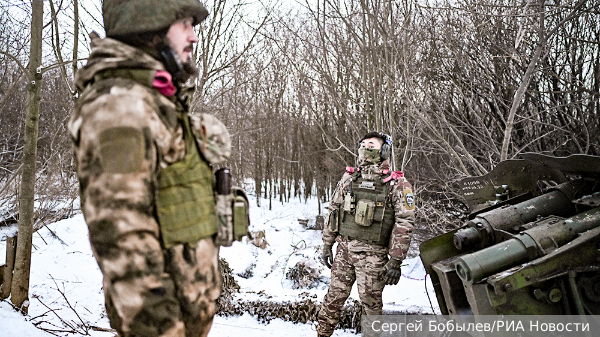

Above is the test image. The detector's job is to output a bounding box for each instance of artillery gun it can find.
[420,153,600,315]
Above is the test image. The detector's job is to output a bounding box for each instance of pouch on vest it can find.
[215,186,250,247]
[215,168,233,246]
[215,193,233,246]
[232,187,250,241]
[355,199,375,226]
[327,209,339,232]
[343,191,354,212]
[373,195,387,222]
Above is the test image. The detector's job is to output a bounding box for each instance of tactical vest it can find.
[156,113,217,248]
[338,173,395,246]
[89,68,217,248]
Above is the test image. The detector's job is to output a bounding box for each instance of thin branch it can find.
[0,51,28,79]
[50,276,89,335]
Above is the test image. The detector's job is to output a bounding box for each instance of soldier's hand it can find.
[378,258,402,285]
[321,244,334,269]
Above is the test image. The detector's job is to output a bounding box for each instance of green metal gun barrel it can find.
[452,179,588,252]
[455,206,600,283]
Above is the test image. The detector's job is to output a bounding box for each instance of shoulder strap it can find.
[93,68,156,87]
[344,166,361,181]
[383,171,404,183]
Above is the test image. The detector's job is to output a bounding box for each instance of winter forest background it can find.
[1,0,600,328]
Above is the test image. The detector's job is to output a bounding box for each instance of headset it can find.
[358,132,393,161]
[159,43,184,84]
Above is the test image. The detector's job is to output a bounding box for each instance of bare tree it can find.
[500,0,590,160]
[1,0,600,247]
[10,0,44,313]
[192,0,271,110]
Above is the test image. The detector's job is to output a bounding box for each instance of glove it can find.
[321,244,333,269]
[378,258,402,285]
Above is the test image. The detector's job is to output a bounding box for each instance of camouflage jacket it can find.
[68,33,226,249]
[322,164,416,261]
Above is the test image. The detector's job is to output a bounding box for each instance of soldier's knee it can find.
[107,274,182,336]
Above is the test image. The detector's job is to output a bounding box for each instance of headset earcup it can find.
[380,143,390,161]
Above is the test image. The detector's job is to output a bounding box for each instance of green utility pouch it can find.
[355,199,375,226]
[215,186,250,246]
[232,187,250,241]
[373,195,386,222]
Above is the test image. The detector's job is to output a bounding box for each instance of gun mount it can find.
[420,153,600,315]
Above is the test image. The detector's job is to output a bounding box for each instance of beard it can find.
[180,55,199,82]
[164,37,199,84]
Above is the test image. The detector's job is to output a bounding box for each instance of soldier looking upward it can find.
[317,132,416,337]
[68,1,231,336]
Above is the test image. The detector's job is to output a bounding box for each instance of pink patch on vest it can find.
[153,70,177,97]
[383,171,404,183]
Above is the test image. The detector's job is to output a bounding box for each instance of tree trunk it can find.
[501,0,545,161]
[72,0,79,76]
[0,235,17,300]
[11,0,43,313]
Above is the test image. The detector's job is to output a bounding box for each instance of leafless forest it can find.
[1,0,599,233]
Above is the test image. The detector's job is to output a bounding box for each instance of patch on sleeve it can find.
[403,188,415,210]
[99,127,145,174]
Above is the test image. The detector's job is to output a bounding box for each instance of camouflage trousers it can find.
[91,231,222,337]
[317,240,387,337]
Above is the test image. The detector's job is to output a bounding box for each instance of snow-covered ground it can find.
[0,190,438,336]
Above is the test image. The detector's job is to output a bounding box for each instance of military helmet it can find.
[358,131,393,161]
[103,0,209,37]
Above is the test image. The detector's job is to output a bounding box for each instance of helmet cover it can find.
[103,0,209,37]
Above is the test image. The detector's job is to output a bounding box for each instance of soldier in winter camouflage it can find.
[317,132,416,337]
[68,1,231,336]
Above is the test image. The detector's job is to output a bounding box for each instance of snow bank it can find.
[0,192,438,336]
